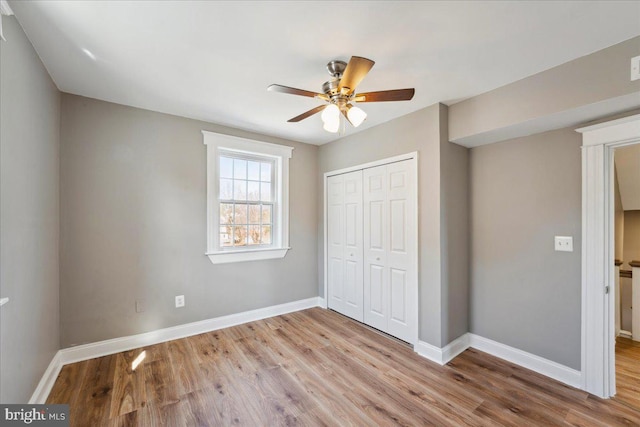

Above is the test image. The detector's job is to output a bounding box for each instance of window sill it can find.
[205,247,290,264]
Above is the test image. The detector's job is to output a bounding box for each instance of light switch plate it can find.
[632,55,640,81]
[175,295,185,308]
[554,236,573,252]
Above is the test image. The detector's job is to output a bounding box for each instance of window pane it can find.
[234,226,247,246]
[247,181,260,201]
[249,205,260,224]
[262,225,272,245]
[261,205,272,224]
[234,180,247,200]
[220,203,233,224]
[220,226,233,247]
[234,159,247,179]
[260,182,271,202]
[219,156,233,179]
[261,162,272,182]
[248,161,260,181]
[248,225,261,245]
[234,204,247,225]
[220,179,233,200]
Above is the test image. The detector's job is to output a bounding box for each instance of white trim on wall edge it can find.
[29,352,63,404]
[415,334,469,365]
[29,296,323,403]
[618,330,632,339]
[467,334,582,389]
[61,297,322,365]
[415,333,582,390]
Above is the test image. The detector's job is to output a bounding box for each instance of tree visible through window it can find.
[218,154,274,248]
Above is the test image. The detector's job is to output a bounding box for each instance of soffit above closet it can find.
[9,1,640,145]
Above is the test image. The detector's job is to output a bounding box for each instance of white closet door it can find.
[363,160,417,343]
[327,170,364,321]
[385,160,417,342]
[363,165,388,332]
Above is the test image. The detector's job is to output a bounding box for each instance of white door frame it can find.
[577,113,640,398]
[323,152,419,345]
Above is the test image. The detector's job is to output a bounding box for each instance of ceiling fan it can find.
[267,56,415,133]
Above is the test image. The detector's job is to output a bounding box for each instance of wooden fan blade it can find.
[339,56,375,94]
[287,105,327,122]
[354,88,415,102]
[268,84,323,98]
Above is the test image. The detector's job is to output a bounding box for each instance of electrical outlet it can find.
[632,55,640,81]
[135,299,145,313]
[175,295,185,308]
[554,236,573,252]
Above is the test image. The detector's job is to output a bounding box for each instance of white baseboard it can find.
[414,340,445,364]
[468,333,582,389]
[618,330,632,339]
[414,333,469,365]
[415,333,582,389]
[32,299,584,403]
[60,296,322,365]
[29,351,63,404]
[31,296,323,403]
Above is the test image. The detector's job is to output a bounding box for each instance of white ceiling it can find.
[615,143,640,211]
[9,1,640,145]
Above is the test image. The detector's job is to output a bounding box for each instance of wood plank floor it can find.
[615,337,640,410]
[47,308,640,426]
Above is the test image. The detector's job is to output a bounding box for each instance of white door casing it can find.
[577,113,640,399]
[327,170,364,321]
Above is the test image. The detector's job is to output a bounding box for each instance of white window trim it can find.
[203,131,293,264]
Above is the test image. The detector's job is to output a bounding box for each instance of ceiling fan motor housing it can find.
[322,79,341,97]
[326,60,347,77]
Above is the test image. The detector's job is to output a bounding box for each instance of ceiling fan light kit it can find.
[267,56,415,134]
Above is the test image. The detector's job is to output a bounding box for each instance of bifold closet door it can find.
[327,170,364,322]
[363,160,417,343]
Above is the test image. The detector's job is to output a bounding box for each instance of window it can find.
[203,131,292,264]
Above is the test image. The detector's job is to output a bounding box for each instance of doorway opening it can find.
[578,114,640,400]
[612,143,640,409]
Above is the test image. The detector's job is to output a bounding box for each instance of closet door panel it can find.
[327,175,345,314]
[363,165,388,330]
[385,160,417,343]
[327,170,363,322]
[390,268,407,323]
[342,170,364,321]
[366,264,386,330]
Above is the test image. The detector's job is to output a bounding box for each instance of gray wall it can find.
[614,168,624,261]
[318,103,469,347]
[623,210,640,269]
[439,105,470,344]
[470,127,582,369]
[60,94,318,347]
[0,17,60,403]
[450,36,640,142]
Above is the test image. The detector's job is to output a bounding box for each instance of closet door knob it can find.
[376,257,380,261]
